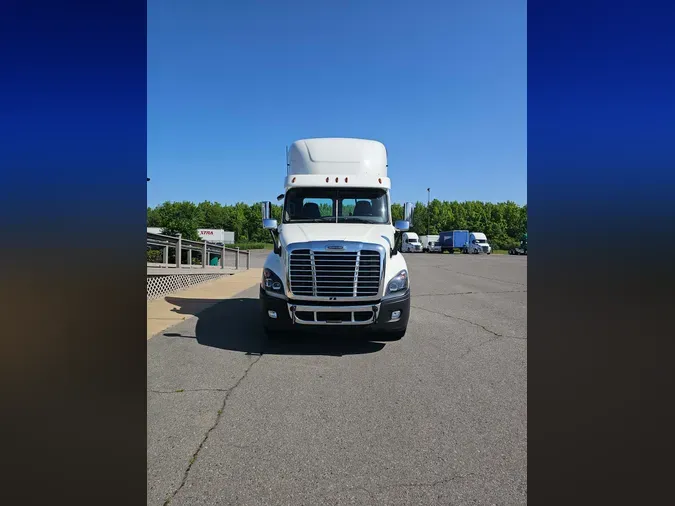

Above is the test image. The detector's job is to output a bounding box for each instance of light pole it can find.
[426,188,430,236]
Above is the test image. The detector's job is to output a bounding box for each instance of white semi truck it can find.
[259,138,413,339]
[465,232,492,254]
[401,232,423,253]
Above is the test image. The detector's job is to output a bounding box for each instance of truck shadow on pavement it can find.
[163,296,388,356]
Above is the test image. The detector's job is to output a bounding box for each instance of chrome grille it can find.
[289,249,382,298]
[482,246,489,253]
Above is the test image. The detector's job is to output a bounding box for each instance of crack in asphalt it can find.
[412,305,527,341]
[343,473,475,503]
[355,485,377,502]
[385,472,475,490]
[416,290,527,297]
[432,265,527,286]
[148,388,231,394]
[163,355,263,506]
[459,338,498,359]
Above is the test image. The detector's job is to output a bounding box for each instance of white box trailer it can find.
[420,234,440,252]
[198,229,235,244]
[147,227,234,244]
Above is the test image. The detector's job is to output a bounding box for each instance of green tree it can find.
[151,201,201,241]
[146,199,527,248]
[391,203,403,223]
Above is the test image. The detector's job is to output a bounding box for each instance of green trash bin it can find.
[210,255,220,266]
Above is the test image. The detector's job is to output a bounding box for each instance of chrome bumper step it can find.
[288,303,380,325]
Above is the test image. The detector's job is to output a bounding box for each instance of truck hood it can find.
[279,223,395,251]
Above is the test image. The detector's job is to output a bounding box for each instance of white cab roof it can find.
[471,232,487,240]
[289,138,387,176]
[285,138,391,190]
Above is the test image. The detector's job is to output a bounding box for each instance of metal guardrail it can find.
[146,232,250,271]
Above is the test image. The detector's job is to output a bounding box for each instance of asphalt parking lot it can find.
[148,251,527,505]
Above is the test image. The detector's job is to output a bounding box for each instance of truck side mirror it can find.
[404,202,414,225]
[261,201,272,221]
[395,220,410,232]
[263,218,278,230]
[261,201,277,230]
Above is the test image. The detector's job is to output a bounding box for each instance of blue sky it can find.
[147,0,526,208]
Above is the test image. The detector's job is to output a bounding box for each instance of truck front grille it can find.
[482,246,489,253]
[289,249,381,298]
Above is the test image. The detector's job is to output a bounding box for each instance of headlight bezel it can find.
[385,269,409,297]
[262,268,284,293]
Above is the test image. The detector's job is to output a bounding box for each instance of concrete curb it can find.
[147,268,262,340]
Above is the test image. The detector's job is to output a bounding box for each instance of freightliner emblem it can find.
[325,245,345,250]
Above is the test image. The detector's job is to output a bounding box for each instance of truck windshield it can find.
[283,188,389,224]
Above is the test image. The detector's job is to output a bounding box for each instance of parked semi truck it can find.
[259,138,414,339]
[438,230,492,254]
[509,233,527,255]
[465,232,492,254]
[401,232,423,252]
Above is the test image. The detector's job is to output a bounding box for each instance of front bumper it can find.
[260,287,410,332]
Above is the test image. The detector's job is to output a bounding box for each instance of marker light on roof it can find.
[345,177,348,183]
[335,177,338,183]
[292,177,296,183]
[378,178,382,183]
[325,177,329,182]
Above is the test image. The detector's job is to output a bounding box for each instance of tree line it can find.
[147,200,527,249]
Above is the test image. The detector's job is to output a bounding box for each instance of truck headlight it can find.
[262,268,284,293]
[386,270,408,295]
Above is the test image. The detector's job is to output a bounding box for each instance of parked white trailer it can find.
[420,235,440,253]
[198,229,235,244]
[147,227,235,244]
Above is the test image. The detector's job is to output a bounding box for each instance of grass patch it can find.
[492,249,509,255]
